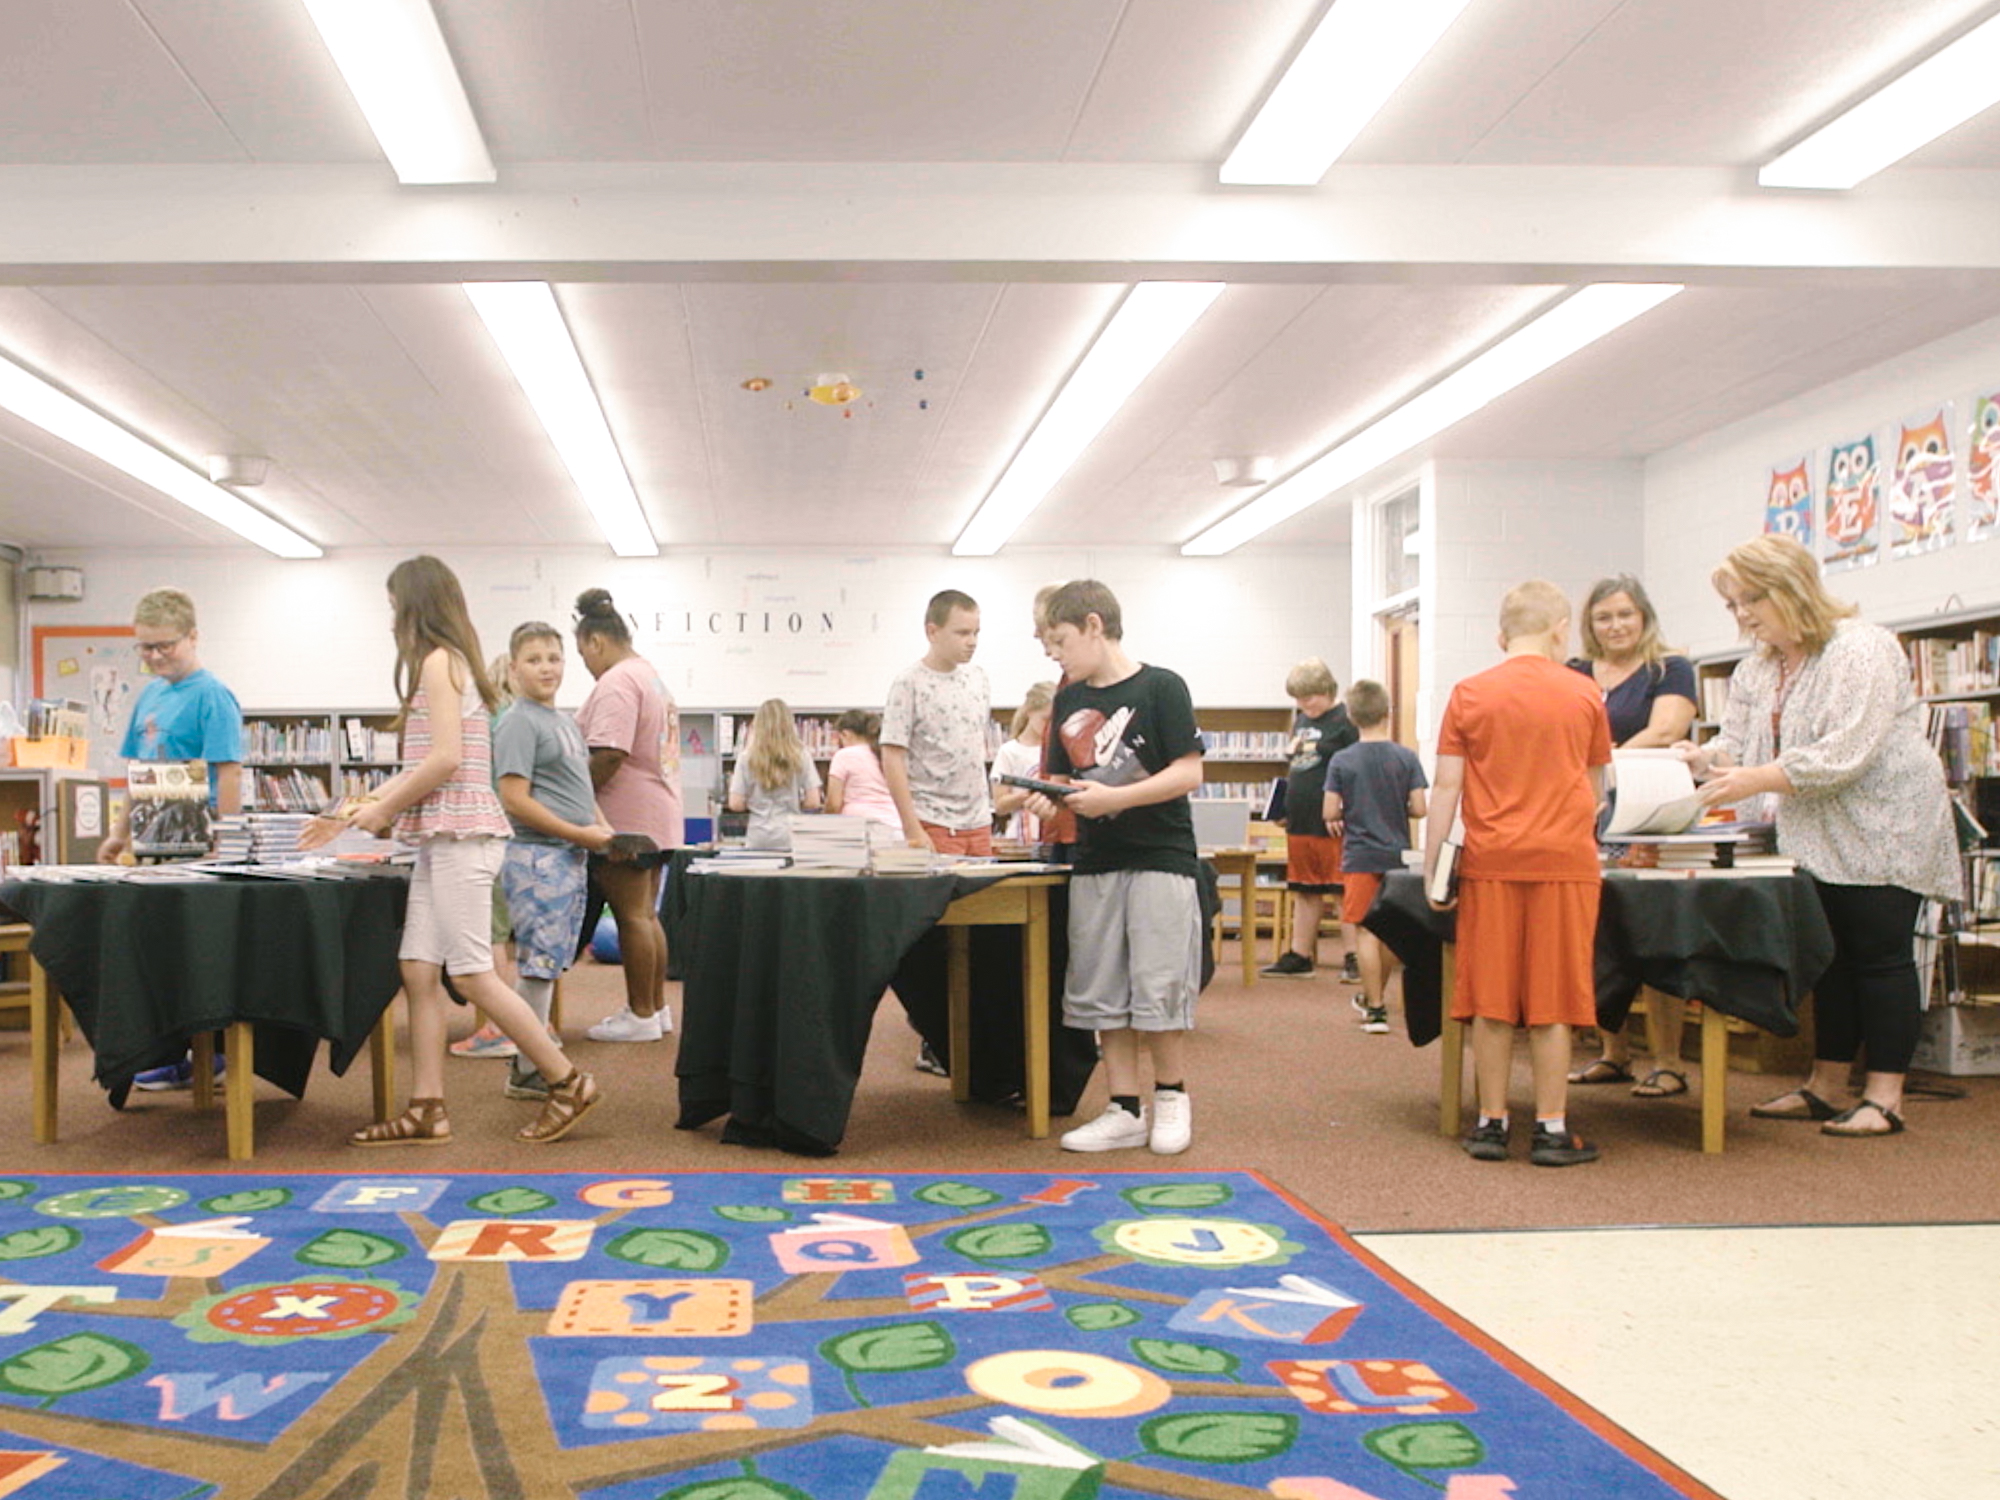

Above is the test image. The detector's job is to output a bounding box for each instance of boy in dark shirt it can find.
[1323,681,1428,1033]
[1262,659,1359,981]
[1026,580,1206,1155]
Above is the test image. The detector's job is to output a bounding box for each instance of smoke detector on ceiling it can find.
[206,453,270,487]
[1211,456,1275,487]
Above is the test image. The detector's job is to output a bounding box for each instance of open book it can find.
[1603,749,1705,839]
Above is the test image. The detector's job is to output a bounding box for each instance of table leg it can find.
[191,1032,217,1111]
[370,998,398,1123]
[1701,1004,1727,1154]
[1439,945,1463,1140]
[1239,868,1257,988]
[947,927,972,1104]
[224,1022,255,1161]
[1021,883,1051,1140]
[29,957,57,1146]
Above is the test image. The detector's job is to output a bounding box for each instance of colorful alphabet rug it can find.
[0,1170,1715,1499]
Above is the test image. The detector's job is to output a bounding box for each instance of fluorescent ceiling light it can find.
[954,283,1225,557]
[1182,284,1683,556]
[0,348,321,558]
[464,282,658,558]
[304,0,494,184]
[1221,0,1475,185]
[1760,13,2000,189]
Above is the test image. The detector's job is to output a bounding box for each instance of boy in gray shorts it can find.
[1026,580,1206,1155]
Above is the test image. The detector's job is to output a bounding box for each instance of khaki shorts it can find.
[400,836,507,976]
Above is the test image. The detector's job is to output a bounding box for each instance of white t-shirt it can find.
[880,659,991,831]
[989,737,1043,841]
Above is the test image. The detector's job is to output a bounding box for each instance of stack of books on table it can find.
[787,814,877,872]
[1625,823,1793,878]
[872,845,937,876]
[688,848,792,874]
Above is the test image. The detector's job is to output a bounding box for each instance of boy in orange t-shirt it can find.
[1426,580,1611,1167]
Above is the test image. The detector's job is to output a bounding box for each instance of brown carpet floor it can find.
[5,948,1997,1232]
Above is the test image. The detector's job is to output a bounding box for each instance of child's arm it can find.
[1407,787,1429,821]
[879,744,930,848]
[1059,751,1201,822]
[497,774,613,851]
[825,771,848,814]
[301,651,458,847]
[1321,789,1345,837]
[801,764,824,813]
[1424,755,1465,911]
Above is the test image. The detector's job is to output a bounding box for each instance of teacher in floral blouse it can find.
[1684,535,1961,1137]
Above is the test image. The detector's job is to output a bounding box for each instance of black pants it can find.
[1809,879,1924,1074]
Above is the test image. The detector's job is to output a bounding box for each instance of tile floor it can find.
[1355,1223,2000,1500]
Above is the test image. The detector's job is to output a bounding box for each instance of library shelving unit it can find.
[0,766,97,864]
[240,710,401,814]
[1195,707,1292,804]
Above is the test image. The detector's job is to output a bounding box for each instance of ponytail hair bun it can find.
[573,588,632,644]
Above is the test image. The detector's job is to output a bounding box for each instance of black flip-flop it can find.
[1822,1099,1906,1137]
[1568,1059,1634,1085]
[1632,1068,1688,1098]
[1749,1088,1840,1121]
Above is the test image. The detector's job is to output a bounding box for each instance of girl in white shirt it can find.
[990,681,1056,842]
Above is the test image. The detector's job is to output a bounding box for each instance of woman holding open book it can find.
[1686,535,1961,1138]
[1564,574,1700,1098]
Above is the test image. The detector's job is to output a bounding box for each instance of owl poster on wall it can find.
[1762,457,1814,546]
[1888,405,1956,558]
[1964,392,2000,544]
[1822,433,1881,573]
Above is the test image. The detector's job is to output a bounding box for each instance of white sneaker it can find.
[586,1008,664,1043]
[1060,1105,1150,1153]
[1149,1090,1193,1155]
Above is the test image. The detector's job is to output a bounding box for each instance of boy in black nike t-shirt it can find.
[1026,580,1205,1155]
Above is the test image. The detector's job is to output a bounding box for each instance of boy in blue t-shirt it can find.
[1324,681,1428,1035]
[101,587,244,865]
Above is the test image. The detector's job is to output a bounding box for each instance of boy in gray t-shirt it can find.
[491,624,616,1099]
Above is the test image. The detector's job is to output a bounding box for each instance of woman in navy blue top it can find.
[1565,575,1699,1095]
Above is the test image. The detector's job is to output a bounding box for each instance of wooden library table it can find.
[673,866,1089,1155]
[1363,870,1835,1154]
[0,873,408,1161]
[1205,847,1288,986]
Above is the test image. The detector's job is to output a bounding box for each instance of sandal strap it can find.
[352,1098,450,1145]
[520,1070,598,1143]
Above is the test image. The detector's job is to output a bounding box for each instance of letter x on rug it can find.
[0,1170,1718,1499]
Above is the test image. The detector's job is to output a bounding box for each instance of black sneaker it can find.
[1340,954,1362,985]
[1463,1120,1509,1161]
[1361,1006,1391,1034]
[1530,1125,1601,1167]
[1261,951,1315,979]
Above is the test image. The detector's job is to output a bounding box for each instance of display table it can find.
[1205,848,1287,987]
[0,874,409,1160]
[1363,870,1836,1153]
[673,867,1090,1156]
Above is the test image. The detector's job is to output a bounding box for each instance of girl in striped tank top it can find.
[300,555,600,1146]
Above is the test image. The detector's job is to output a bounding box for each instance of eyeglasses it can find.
[133,636,187,657]
[1723,591,1768,617]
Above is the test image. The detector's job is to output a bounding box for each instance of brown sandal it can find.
[519,1070,599,1144]
[351,1097,451,1147]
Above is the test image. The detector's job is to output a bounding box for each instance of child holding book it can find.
[990,681,1056,842]
[300,556,601,1146]
[727,698,824,850]
[1323,680,1428,1034]
[1426,580,1609,1167]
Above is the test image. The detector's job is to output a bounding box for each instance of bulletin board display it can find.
[32,626,139,782]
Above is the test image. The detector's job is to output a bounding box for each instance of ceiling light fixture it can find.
[1181,283,1683,556]
[1760,13,2000,189]
[1220,0,1475,185]
[953,282,1225,557]
[464,282,658,558]
[0,348,321,558]
[303,0,495,184]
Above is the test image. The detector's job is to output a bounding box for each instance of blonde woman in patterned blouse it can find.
[1684,536,1961,1138]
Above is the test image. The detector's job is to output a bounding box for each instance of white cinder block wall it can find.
[1647,312,2000,661]
[1425,459,1647,737]
[21,546,1349,715]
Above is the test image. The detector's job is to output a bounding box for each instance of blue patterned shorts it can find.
[500,841,590,980]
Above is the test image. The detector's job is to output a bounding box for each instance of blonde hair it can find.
[1579,574,1671,666]
[1713,534,1856,656]
[487,652,516,710]
[1010,681,1056,738]
[1347,679,1391,728]
[134,588,196,635]
[1032,583,1062,637]
[1285,657,1336,699]
[744,698,807,791]
[1498,580,1570,642]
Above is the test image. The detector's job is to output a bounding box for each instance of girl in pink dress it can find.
[301,556,600,1145]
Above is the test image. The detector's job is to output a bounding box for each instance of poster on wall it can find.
[1964,392,2000,545]
[1822,433,1882,573]
[31,626,139,781]
[1762,457,1814,546]
[1888,404,1956,559]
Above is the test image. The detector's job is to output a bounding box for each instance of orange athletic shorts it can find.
[1339,870,1383,926]
[1449,877,1600,1028]
[1286,833,1343,892]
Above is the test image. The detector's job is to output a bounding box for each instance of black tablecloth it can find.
[0,876,408,1105]
[1364,870,1835,1047]
[672,868,1096,1156]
